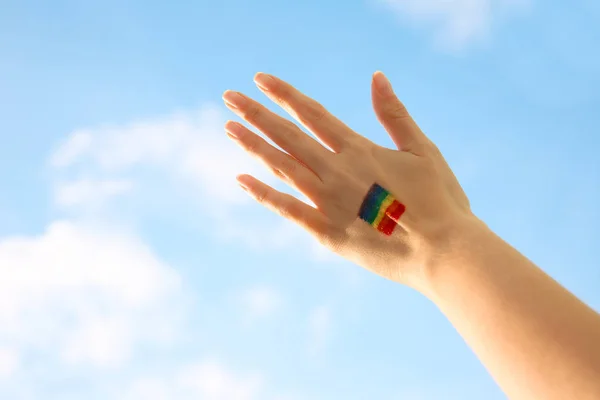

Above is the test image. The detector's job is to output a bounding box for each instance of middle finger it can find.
[223,90,331,174]
[253,73,358,153]
[224,120,323,198]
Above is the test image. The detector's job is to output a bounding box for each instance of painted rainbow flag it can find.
[358,183,406,236]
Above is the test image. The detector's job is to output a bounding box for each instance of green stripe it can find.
[365,190,389,224]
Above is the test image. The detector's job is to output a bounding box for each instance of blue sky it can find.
[1,0,599,399]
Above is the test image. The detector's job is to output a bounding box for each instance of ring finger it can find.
[225,121,323,198]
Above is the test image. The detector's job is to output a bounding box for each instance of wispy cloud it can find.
[0,221,183,372]
[380,0,530,49]
[49,105,264,206]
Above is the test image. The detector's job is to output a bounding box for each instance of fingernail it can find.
[225,121,245,139]
[237,176,251,193]
[238,182,249,192]
[254,73,276,91]
[222,90,246,108]
[374,71,394,97]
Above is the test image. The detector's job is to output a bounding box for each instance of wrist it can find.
[407,212,494,297]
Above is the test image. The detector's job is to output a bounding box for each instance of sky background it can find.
[1,0,599,399]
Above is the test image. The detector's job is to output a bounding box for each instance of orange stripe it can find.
[385,200,406,222]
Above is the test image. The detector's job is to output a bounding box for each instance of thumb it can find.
[371,71,426,153]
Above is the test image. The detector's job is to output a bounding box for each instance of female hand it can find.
[224,73,600,400]
[222,72,474,288]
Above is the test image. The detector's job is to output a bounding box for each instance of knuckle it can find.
[386,100,410,120]
[244,105,261,123]
[244,137,260,154]
[346,137,373,157]
[420,155,438,175]
[414,137,439,158]
[321,163,349,184]
[316,180,343,205]
[300,101,327,124]
[282,205,296,220]
[318,226,345,253]
[280,120,303,144]
[343,132,368,149]
[282,119,300,133]
[281,158,297,176]
[428,140,442,156]
[254,188,268,204]
[269,166,286,180]
[277,198,295,219]
[310,102,327,121]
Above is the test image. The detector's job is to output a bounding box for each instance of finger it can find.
[236,174,332,239]
[225,120,323,197]
[253,73,358,153]
[223,90,330,173]
[371,71,427,154]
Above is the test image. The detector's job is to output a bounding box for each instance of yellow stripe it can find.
[371,195,394,228]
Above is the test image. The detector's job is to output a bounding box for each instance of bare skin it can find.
[222,72,600,400]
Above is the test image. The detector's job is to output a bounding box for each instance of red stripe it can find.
[376,200,406,236]
[377,215,397,236]
[386,200,406,222]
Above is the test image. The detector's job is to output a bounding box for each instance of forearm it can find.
[421,217,600,400]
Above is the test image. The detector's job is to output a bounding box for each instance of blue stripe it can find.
[358,183,386,222]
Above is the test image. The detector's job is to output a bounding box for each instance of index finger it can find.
[253,73,359,153]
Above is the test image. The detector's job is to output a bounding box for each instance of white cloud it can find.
[0,348,19,379]
[54,178,133,208]
[381,0,530,48]
[62,314,134,367]
[0,220,183,369]
[49,105,263,206]
[0,103,347,397]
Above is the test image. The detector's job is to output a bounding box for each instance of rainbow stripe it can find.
[358,183,406,236]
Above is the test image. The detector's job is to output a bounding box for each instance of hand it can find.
[222,72,473,287]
